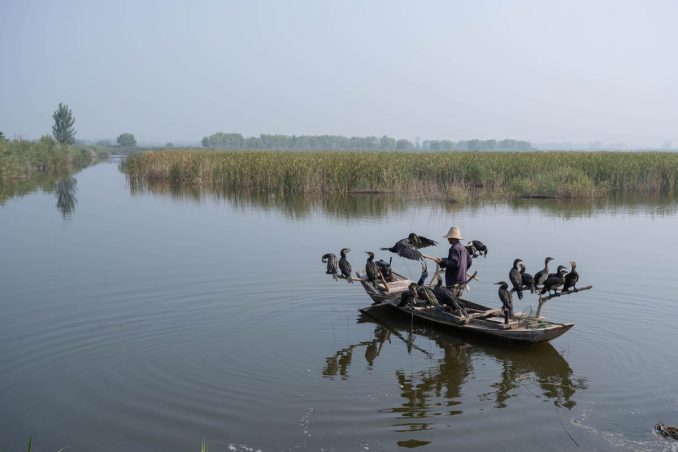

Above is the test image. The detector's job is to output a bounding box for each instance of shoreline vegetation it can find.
[0,137,104,204]
[123,150,678,200]
[0,137,102,180]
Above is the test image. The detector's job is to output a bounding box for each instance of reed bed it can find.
[0,138,96,181]
[122,150,678,199]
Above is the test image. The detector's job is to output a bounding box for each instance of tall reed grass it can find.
[123,150,678,199]
[0,137,97,182]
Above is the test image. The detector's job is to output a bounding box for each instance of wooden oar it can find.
[378,272,390,292]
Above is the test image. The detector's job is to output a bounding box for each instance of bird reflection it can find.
[323,313,587,430]
[55,176,77,218]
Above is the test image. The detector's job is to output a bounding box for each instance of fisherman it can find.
[433,226,473,296]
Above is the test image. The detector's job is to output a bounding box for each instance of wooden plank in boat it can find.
[378,280,412,291]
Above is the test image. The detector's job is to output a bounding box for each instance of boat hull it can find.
[358,273,574,344]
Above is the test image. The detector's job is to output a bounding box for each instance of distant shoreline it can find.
[122,149,678,200]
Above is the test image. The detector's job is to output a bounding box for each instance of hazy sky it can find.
[1,0,676,146]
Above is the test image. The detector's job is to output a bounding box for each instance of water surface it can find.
[1,160,678,451]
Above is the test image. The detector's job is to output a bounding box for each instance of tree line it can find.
[201,132,533,151]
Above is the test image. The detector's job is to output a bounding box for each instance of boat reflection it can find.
[323,313,587,438]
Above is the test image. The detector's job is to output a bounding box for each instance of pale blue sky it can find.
[1,0,676,146]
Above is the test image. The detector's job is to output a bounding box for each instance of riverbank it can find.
[123,150,678,199]
[0,138,104,181]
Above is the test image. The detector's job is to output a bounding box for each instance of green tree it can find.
[52,103,76,144]
[117,133,136,147]
[0,131,6,142]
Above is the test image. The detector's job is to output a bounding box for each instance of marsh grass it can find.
[0,138,97,182]
[123,150,678,199]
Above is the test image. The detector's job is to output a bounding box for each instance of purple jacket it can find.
[439,241,472,287]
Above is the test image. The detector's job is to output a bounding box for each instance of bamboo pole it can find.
[535,285,593,318]
[421,254,479,281]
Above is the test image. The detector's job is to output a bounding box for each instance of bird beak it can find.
[494,281,502,285]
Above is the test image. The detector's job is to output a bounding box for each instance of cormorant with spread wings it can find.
[381,232,438,261]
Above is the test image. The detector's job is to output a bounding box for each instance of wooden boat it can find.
[357,271,574,344]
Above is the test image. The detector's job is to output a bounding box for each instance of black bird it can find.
[417,284,439,306]
[381,232,438,261]
[509,258,524,300]
[534,257,555,288]
[339,248,353,283]
[468,240,488,257]
[365,251,380,289]
[321,253,338,280]
[433,275,467,316]
[519,263,535,294]
[562,261,579,292]
[414,262,438,306]
[548,265,567,279]
[494,281,513,324]
[540,269,567,295]
[465,243,478,258]
[397,282,419,308]
[375,258,393,282]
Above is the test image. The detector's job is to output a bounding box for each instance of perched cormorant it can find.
[494,281,513,324]
[375,258,393,282]
[562,261,579,292]
[468,240,488,257]
[414,262,438,306]
[321,253,338,280]
[397,282,419,307]
[339,248,353,283]
[509,258,524,300]
[519,263,535,294]
[433,275,467,316]
[540,269,567,295]
[381,232,438,261]
[548,265,567,279]
[534,257,555,288]
[365,251,380,289]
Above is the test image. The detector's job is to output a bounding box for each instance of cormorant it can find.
[381,232,438,261]
[414,262,438,306]
[365,251,380,289]
[548,265,567,279]
[494,281,513,324]
[540,268,567,295]
[519,263,535,294]
[339,248,353,283]
[375,258,393,282]
[562,261,579,292]
[321,253,338,280]
[468,240,488,257]
[433,275,467,316]
[509,258,524,300]
[397,282,419,307]
[534,257,555,288]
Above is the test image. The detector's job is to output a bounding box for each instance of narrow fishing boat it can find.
[357,271,576,344]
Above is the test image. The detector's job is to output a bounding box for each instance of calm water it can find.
[2,160,678,451]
